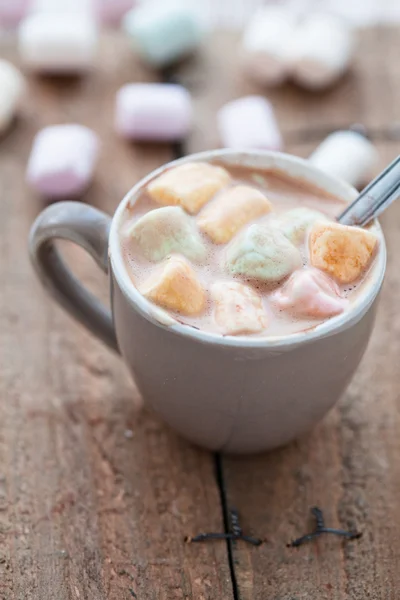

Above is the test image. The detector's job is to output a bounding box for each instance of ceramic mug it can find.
[29,150,386,454]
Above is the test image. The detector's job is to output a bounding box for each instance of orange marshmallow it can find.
[309,221,378,284]
[147,162,231,214]
[212,281,268,335]
[140,255,206,315]
[198,184,273,244]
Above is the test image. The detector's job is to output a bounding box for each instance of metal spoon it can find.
[337,155,400,226]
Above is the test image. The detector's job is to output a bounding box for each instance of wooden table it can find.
[1,27,400,600]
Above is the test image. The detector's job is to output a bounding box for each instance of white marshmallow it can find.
[309,130,378,188]
[217,96,283,151]
[27,124,99,199]
[287,13,354,89]
[212,281,268,335]
[18,12,98,73]
[0,60,25,134]
[241,7,296,86]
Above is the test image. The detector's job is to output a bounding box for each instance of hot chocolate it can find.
[120,160,379,337]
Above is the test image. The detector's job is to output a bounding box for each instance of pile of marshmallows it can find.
[0,2,378,200]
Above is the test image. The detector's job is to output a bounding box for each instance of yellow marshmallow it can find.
[140,255,206,315]
[212,281,268,335]
[309,221,378,284]
[198,185,273,244]
[147,162,231,214]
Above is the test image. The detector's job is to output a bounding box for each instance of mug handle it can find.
[29,201,119,353]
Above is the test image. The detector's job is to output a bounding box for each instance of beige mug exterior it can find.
[29,150,387,454]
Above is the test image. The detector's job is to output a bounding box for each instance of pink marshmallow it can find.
[115,83,192,142]
[27,124,99,199]
[94,0,134,25]
[0,0,30,27]
[217,96,283,151]
[271,268,348,318]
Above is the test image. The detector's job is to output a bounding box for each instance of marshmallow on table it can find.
[309,130,378,188]
[212,281,268,335]
[198,185,273,244]
[309,222,378,284]
[287,13,354,90]
[225,224,302,282]
[0,0,30,27]
[218,96,283,151]
[115,83,192,141]
[276,207,329,246]
[272,268,348,318]
[27,125,99,199]
[123,3,203,67]
[140,255,206,315]
[241,6,296,86]
[127,206,206,263]
[147,162,231,215]
[18,13,98,73]
[94,0,133,25]
[0,60,25,134]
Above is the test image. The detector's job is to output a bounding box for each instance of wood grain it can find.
[0,33,231,600]
[209,29,400,600]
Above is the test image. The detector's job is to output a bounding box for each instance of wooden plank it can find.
[207,26,400,600]
[0,33,232,600]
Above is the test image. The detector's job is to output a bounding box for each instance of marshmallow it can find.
[198,185,273,244]
[217,96,283,151]
[147,162,231,215]
[241,7,296,86]
[225,224,302,282]
[0,60,25,134]
[272,268,348,318]
[127,206,206,263]
[288,13,354,90]
[18,13,98,73]
[115,83,192,142]
[123,2,203,67]
[276,207,330,246]
[309,221,378,284]
[212,281,268,335]
[309,130,378,188]
[140,255,206,315]
[0,0,30,27]
[27,124,99,198]
[94,0,133,25]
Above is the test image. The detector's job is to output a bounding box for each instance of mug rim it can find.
[109,149,387,349]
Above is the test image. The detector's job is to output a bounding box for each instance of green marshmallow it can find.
[128,206,206,263]
[278,207,329,245]
[225,224,302,282]
[123,5,203,67]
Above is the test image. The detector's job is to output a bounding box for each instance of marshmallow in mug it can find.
[309,130,378,188]
[127,206,206,263]
[217,96,283,151]
[147,162,231,215]
[140,255,206,316]
[276,207,329,246]
[272,268,348,318]
[287,13,354,90]
[18,12,98,73]
[212,281,268,336]
[115,83,192,141]
[123,2,203,67]
[0,60,25,134]
[225,224,302,282]
[241,6,296,86]
[27,124,99,199]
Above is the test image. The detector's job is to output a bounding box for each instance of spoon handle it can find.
[337,155,400,226]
